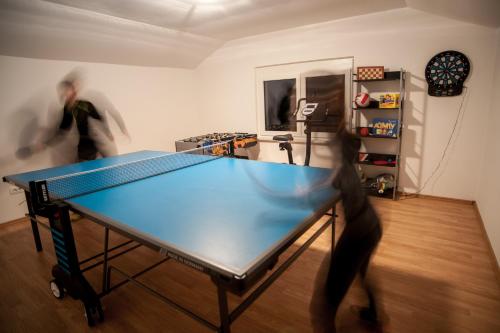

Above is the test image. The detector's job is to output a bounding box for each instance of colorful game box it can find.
[369,118,399,138]
[379,93,400,108]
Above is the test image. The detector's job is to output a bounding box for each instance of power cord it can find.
[401,86,469,198]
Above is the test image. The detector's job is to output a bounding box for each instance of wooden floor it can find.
[1,197,499,333]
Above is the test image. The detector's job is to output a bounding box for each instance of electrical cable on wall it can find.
[403,86,469,197]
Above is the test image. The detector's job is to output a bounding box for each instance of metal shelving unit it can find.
[351,69,406,200]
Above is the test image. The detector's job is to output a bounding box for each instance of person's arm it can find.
[106,105,129,139]
[16,107,70,159]
[332,166,343,190]
[86,91,130,139]
[43,107,73,146]
[88,103,114,141]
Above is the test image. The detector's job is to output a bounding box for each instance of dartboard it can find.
[425,50,470,96]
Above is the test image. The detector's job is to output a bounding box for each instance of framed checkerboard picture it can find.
[357,66,384,80]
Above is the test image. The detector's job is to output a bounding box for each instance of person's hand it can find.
[15,142,46,159]
[32,142,46,152]
[15,146,33,159]
[123,130,132,143]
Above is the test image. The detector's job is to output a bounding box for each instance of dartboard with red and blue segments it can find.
[425,50,470,97]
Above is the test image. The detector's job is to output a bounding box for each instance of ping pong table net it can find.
[37,142,231,202]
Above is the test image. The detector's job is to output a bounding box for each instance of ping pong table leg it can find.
[25,191,43,252]
[331,205,337,247]
[217,283,231,333]
[101,227,110,295]
[47,203,104,326]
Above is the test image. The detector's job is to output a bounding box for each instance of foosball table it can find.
[175,133,258,159]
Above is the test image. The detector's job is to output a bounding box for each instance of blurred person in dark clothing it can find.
[16,71,129,162]
[56,78,112,161]
[310,121,384,333]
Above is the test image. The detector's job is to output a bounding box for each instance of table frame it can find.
[17,179,338,332]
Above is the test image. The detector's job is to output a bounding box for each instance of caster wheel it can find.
[84,306,96,326]
[50,279,64,299]
[84,305,104,326]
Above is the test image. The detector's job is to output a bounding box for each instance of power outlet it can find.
[9,186,23,195]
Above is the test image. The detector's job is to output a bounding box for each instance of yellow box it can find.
[379,93,400,108]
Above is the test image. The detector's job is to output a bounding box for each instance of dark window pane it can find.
[306,75,345,132]
[264,79,297,132]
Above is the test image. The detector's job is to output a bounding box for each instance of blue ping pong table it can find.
[4,150,339,332]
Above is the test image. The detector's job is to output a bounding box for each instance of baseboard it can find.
[472,202,500,285]
[0,216,28,229]
[399,192,474,205]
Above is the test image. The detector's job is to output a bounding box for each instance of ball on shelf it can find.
[355,93,370,107]
[360,127,370,137]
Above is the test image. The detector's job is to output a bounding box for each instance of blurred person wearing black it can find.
[56,79,113,162]
[310,122,384,333]
[332,126,382,326]
[16,72,129,162]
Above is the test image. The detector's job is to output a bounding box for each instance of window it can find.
[264,79,297,132]
[305,74,345,133]
[256,57,352,139]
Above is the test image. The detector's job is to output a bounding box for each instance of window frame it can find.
[255,57,353,141]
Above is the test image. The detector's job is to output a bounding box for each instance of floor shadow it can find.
[398,73,428,192]
[309,249,455,333]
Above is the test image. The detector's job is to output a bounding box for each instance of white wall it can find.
[195,8,498,201]
[0,55,200,223]
[1,8,499,265]
[477,29,500,264]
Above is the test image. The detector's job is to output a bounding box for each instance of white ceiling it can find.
[0,0,499,68]
[41,0,407,40]
[406,0,500,28]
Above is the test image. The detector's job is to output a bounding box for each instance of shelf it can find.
[357,135,398,140]
[353,99,400,110]
[358,152,397,168]
[353,71,401,82]
[351,68,404,201]
[353,78,399,82]
[356,161,396,168]
[353,107,400,110]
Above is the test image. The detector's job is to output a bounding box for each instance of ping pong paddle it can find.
[15,146,34,159]
[15,142,46,160]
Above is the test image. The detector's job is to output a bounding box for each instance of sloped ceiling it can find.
[42,0,407,40]
[0,0,223,68]
[406,0,500,28]
[0,0,498,68]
